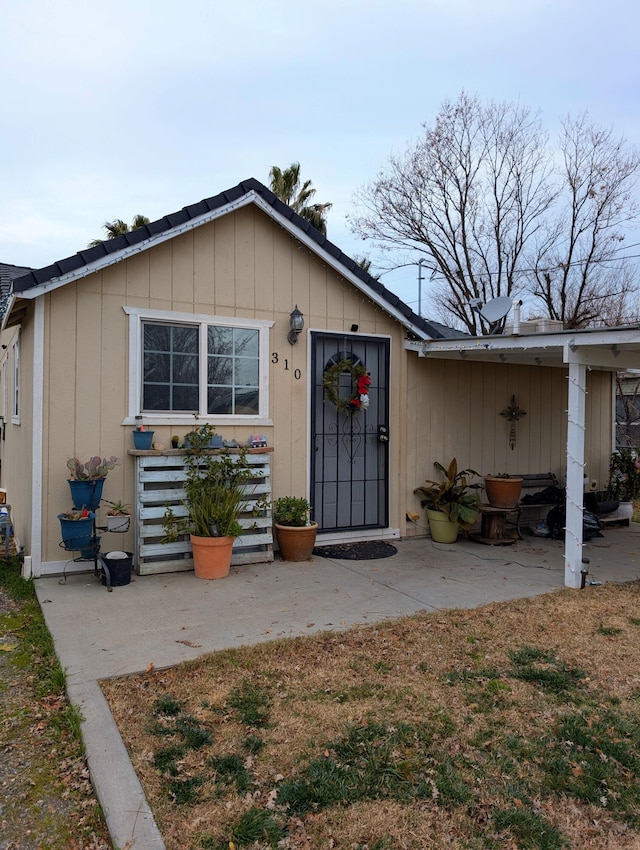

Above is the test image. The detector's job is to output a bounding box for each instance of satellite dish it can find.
[479,296,513,323]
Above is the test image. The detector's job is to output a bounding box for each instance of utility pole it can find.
[417,258,427,317]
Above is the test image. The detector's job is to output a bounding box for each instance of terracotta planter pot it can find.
[190,534,234,579]
[484,476,523,509]
[275,522,318,561]
[426,509,459,544]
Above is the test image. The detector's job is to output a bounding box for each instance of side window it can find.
[11,337,19,424]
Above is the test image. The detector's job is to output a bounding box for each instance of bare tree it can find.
[531,114,640,328]
[352,93,640,332]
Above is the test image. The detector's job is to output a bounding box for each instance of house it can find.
[1,178,639,587]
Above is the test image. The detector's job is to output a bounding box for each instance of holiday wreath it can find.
[323,359,371,413]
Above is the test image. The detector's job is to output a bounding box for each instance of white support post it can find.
[564,361,587,588]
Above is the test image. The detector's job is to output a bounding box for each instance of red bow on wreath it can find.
[357,374,371,395]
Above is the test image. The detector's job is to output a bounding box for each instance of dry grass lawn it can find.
[102,582,640,850]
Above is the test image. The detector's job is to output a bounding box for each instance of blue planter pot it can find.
[58,513,95,551]
[132,430,154,450]
[68,479,105,511]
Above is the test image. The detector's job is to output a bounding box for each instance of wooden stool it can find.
[471,504,519,545]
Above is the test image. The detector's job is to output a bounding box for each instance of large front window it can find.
[126,308,272,422]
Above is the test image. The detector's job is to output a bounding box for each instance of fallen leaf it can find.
[145,662,155,673]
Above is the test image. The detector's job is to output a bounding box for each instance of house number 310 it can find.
[271,353,302,379]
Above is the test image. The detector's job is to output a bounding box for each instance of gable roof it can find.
[9,179,463,341]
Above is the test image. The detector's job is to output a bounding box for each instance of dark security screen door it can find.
[311,333,390,532]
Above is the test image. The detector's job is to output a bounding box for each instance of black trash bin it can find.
[100,551,133,587]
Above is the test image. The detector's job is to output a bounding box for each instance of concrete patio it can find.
[34,527,640,850]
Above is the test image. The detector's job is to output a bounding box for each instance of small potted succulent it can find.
[66,455,119,510]
[103,499,131,533]
[58,507,96,552]
[273,496,318,561]
[132,418,154,450]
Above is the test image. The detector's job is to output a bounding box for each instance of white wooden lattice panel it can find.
[133,450,273,575]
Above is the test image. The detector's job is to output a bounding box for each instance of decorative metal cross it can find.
[500,395,527,451]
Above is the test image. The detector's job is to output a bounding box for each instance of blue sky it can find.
[2,0,639,312]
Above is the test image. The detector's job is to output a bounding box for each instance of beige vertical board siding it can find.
[454,360,473,467]
[327,270,345,322]
[149,239,174,303]
[213,216,236,309]
[309,260,328,329]
[468,363,485,476]
[404,352,421,536]
[45,288,78,559]
[172,233,196,309]
[480,363,498,472]
[585,370,614,486]
[0,318,34,554]
[193,225,215,307]
[254,218,275,315]
[234,207,255,314]
[126,251,151,301]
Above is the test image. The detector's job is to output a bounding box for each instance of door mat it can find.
[312,541,397,560]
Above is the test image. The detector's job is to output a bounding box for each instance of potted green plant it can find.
[414,459,481,543]
[103,500,131,533]
[58,508,96,552]
[66,455,119,510]
[483,473,523,509]
[162,424,255,579]
[606,449,640,519]
[273,496,318,561]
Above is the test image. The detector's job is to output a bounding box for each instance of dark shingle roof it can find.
[11,179,463,340]
[0,262,33,294]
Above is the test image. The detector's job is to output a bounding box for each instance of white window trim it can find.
[11,337,19,425]
[123,306,274,426]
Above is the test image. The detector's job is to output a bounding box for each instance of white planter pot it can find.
[612,501,633,521]
[106,514,131,533]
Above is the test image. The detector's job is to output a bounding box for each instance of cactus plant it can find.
[66,455,119,481]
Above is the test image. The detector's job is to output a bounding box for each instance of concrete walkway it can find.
[34,529,640,849]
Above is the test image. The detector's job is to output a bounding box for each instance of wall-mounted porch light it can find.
[287,305,304,344]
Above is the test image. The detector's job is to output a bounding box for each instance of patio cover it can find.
[405,324,640,588]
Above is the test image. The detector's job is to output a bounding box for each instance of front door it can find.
[311,333,390,533]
